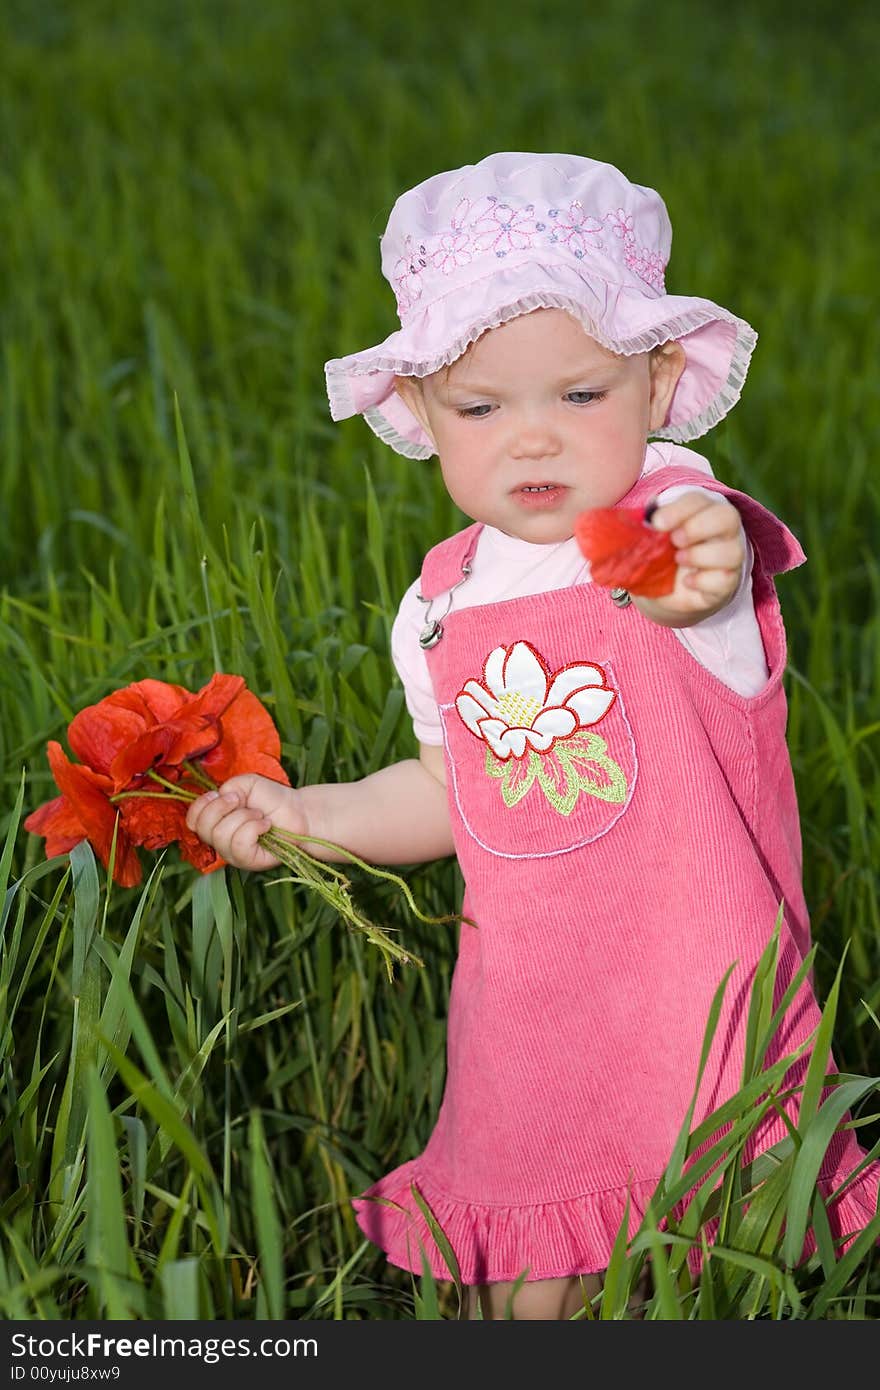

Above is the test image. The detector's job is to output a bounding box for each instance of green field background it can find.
[1,0,878,1319]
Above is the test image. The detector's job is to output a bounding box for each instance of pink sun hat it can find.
[324,151,757,459]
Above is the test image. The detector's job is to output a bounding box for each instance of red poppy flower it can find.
[118,796,222,875]
[24,742,142,887]
[66,679,191,779]
[65,676,237,790]
[117,675,290,869]
[26,674,291,884]
[198,685,290,786]
[574,506,678,598]
[110,674,249,787]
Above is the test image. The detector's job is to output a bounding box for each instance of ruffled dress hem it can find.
[352,1153,879,1285]
[353,1160,667,1284]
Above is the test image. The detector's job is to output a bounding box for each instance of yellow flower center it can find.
[496,689,542,728]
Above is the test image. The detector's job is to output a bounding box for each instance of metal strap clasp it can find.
[417,560,473,648]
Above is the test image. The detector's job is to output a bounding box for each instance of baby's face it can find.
[399,308,682,544]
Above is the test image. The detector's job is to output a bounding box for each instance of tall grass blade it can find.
[0,769,25,908]
[782,1077,880,1266]
[409,1183,462,1315]
[85,1065,139,1317]
[249,1110,285,1319]
[161,1258,202,1320]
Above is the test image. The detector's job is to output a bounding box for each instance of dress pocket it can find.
[440,638,637,859]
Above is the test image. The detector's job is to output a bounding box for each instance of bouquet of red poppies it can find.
[25,673,440,975]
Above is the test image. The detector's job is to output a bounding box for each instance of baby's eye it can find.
[456,404,493,418]
[565,390,607,405]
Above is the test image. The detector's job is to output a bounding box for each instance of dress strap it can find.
[419,521,484,599]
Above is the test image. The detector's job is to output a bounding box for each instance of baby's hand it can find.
[636,491,746,625]
[186,774,305,872]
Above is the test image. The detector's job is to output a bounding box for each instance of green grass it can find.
[1,0,878,1318]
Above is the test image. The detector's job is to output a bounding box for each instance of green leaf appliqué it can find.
[485,747,540,807]
[486,733,627,816]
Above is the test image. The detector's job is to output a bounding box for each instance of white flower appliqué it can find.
[455,640,615,760]
[453,640,630,818]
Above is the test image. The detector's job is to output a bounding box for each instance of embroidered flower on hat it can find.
[390,191,668,316]
[627,247,667,292]
[474,197,543,258]
[430,197,476,276]
[548,200,604,259]
[607,208,635,240]
[432,230,473,276]
[393,234,430,314]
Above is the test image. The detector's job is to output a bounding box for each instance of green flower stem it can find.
[182,760,219,791]
[259,831,351,885]
[263,825,467,930]
[258,827,424,977]
[110,790,194,803]
[146,769,196,796]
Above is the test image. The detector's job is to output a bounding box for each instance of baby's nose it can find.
[508,414,562,458]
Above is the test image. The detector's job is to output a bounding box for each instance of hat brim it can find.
[324,261,756,458]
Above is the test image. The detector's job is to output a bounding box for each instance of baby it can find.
[188,153,879,1319]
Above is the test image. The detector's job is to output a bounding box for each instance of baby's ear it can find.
[393,375,433,438]
[648,341,686,431]
[393,373,420,402]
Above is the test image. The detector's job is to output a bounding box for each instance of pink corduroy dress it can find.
[352,462,880,1284]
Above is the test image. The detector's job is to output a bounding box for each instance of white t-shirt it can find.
[391,442,770,745]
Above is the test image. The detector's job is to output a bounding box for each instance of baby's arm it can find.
[185,743,454,871]
[633,491,746,628]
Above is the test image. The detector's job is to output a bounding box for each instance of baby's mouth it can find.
[514,482,567,508]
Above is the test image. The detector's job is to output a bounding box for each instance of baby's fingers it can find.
[675,536,744,573]
[653,493,740,546]
[188,794,277,870]
[186,789,230,840]
[682,565,741,603]
[211,806,279,871]
[669,504,742,550]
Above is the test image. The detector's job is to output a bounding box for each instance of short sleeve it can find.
[657,484,769,697]
[390,578,444,745]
